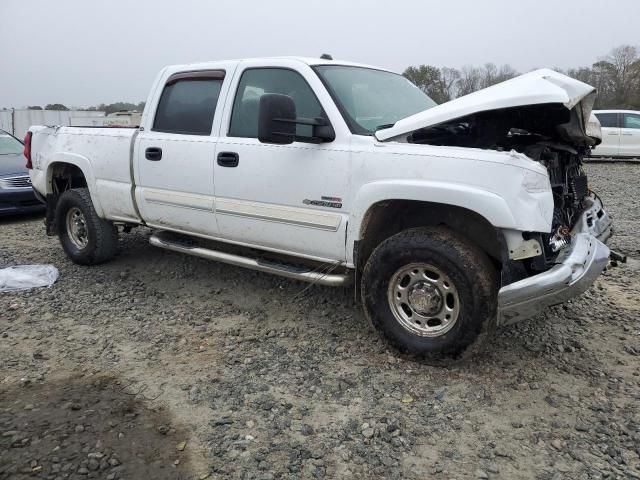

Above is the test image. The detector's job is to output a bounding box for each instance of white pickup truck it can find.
[26,56,613,362]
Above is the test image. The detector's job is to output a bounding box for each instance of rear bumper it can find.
[0,187,45,216]
[497,195,612,325]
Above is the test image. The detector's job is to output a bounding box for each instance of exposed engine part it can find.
[570,173,588,207]
[523,143,587,231]
[549,225,572,253]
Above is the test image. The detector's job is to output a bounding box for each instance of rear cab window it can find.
[153,70,225,135]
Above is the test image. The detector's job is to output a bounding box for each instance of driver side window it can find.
[228,68,324,138]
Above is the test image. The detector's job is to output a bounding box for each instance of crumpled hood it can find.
[375,68,599,144]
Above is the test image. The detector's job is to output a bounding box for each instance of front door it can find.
[213,66,350,262]
[620,112,640,157]
[135,70,227,237]
[592,112,620,157]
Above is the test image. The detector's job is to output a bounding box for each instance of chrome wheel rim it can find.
[66,207,89,249]
[387,263,461,337]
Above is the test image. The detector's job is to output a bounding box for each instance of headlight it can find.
[522,170,551,193]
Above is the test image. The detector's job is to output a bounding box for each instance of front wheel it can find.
[361,227,498,363]
[56,188,118,265]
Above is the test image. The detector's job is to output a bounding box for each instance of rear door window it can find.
[594,113,618,128]
[153,71,224,135]
[623,113,640,129]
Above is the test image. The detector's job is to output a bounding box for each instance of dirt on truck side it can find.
[1,162,639,480]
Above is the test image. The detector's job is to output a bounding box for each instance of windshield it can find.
[314,65,437,135]
[0,132,23,155]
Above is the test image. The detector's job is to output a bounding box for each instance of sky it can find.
[1,0,639,108]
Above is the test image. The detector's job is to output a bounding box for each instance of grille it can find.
[0,175,32,189]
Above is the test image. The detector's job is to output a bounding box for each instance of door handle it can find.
[217,152,239,167]
[622,133,633,136]
[608,132,620,135]
[145,147,162,161]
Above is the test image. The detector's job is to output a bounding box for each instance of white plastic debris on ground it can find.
[0,265,59,292]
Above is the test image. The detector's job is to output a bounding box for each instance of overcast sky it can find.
[1,0,639,108]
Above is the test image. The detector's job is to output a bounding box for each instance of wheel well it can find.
[49,162,87,194]
[356,200,504,272]
[44,163,89,236]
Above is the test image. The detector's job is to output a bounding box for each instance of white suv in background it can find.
[590,110,640,158]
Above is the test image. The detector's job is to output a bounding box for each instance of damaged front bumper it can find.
[497,195,612,326]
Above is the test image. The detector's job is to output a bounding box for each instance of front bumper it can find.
[497,195,612,325]
[0,187,46,216]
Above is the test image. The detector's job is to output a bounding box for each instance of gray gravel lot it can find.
[1,163,639,480]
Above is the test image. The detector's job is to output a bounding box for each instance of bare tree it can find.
[605,45,640,108]
[496,64,518,84]
[457,66,483,96]
[402,44,639,108]
[440,67,461,100]
[481,63,498,88]
[479,63,518,89]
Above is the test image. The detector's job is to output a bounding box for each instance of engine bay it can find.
[406,103,596,268]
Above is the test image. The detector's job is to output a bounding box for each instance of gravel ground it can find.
[1,163,639,480]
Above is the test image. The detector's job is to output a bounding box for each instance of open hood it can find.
[375,69,599,146]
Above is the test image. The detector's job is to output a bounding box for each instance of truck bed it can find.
[29,126,140,223]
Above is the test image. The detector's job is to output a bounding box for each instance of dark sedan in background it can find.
[0,129,45,216]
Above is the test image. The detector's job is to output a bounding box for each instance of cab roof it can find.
[167,56,393,73]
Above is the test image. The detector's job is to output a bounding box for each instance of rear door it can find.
[135,68,231,237]
[592,112,620,157]
[620,112,640,158]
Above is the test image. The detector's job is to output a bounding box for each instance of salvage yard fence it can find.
[0,109,106,139]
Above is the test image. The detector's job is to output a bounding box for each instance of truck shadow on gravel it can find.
[0,375,194,480]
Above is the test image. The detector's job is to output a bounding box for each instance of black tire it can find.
[56,188,118,265]
[361,226,498,363]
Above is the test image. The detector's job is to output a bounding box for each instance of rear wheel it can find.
[56,188,118,265]
[361,227,498,363]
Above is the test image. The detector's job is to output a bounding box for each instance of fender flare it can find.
[46,153,105,218]
[346,180,517,263]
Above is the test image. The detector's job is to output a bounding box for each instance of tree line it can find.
[17,44,640,112]
[403,44,640,109]
[24,102,146,114]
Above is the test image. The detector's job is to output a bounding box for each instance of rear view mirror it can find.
[258,94,296,145]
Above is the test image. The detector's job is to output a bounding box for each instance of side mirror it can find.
[258,93,336,144]
[258,94,296,145]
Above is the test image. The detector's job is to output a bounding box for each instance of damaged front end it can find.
[498,195,611,325]
[406,107,602,266]
[376,69,614,324]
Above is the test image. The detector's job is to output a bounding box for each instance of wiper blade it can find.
[375,123,395,131]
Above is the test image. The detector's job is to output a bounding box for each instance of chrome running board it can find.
[149,231,351,287]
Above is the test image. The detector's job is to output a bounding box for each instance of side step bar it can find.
[149,232,352,287]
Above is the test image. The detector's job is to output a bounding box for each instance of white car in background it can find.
[590,110,640,158]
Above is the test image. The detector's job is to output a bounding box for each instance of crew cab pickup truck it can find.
[26,56,613,362]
